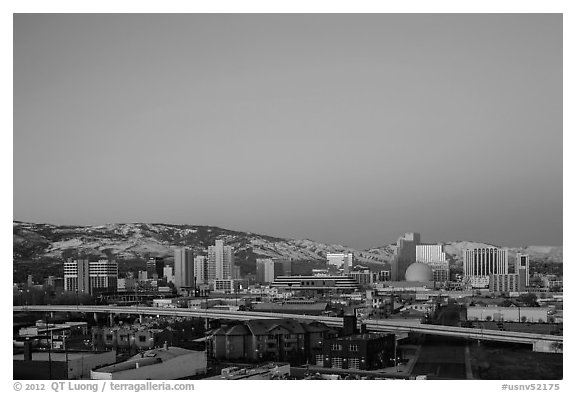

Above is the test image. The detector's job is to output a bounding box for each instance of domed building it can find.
[404,262,433,282]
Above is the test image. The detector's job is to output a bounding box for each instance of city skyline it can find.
[13,14,562,250]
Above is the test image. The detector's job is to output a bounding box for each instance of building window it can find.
[349,344,359,352]
[349,358,360,369]
[332,357,343,369]
[138,336,147,343]
[105,334,113,341]
[331,344,342,351]
[315,354,323,366]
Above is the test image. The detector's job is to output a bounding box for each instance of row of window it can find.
[330,344,359,352]
[327,357,362,369]
[257,334,297,340]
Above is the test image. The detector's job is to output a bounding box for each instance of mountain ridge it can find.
[13,221,563,268]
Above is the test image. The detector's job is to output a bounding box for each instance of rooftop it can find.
[93,347,201,374]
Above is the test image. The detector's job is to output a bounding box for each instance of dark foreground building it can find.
[209,318,337,364]
[312,332,396,370]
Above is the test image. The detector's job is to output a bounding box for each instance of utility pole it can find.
[46,312,53,379]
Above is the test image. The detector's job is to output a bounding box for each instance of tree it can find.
[517,293,539,307]
[500,299,514,307]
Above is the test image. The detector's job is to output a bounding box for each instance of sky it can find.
[13,13,562,249]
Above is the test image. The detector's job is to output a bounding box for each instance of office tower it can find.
[146,257,165,279]
[416,244,450,282]
[64,259,118,295]
[64,259,90,293]
[89,259,119,293]
[326,253,354,272]
[274,258,292,276]
[463,248,508,288]
[256,258,281,284]
[174,247,194,291]
[516,253,530,289]
[391,233,421,281]
[207,240,234,281]
[194,256,208,285]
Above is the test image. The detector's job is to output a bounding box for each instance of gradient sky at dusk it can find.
[13,14,562,249]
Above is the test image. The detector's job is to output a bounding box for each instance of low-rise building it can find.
[14,343,116,380]
[213,279,240,294]
[271,276,360,293]
[209,318,335,364]
[91,346,206,380]
[91,326,174,351]
[466,306,549,323]
[204,363,290,380]
[312,333,396,371]
[252,300,328,316]
[490,274,524,293]
[347,268,375,286]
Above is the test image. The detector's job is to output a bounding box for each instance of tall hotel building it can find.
[208,240,234,281]
[516,253,530,288]
[64,259,118,294]
[146,257,165,279]
[391,232,421,281]
[463,248,508,287]
[174,247,194,290]
[416,244,450,282]
[64,259,90,294]
[194,255,208,285]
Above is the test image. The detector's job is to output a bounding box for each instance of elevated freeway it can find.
[14,305,562,351]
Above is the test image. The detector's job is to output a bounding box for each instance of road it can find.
[13,305,562,348]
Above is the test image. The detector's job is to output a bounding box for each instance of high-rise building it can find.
[256,258,281,284]
[516,253,530,288]
[64,259,90,294]
[463,248,508,288]
[64,259,117,295]
[146,257,165,280]
[391,233,421,281]
[416,244,446,263]
[89,259,119,293]
[326,253,354,272]
[255,258,293,284]
[416,244,450,282]
[207,240,234,281]
[163,266,174,283]
[174,248,194,291]
[194,256,208,285]
[274,258,292,276]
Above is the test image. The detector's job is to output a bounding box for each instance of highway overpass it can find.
[14,305,562,351]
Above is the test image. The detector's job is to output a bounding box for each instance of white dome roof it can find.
[405,262,433,281]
